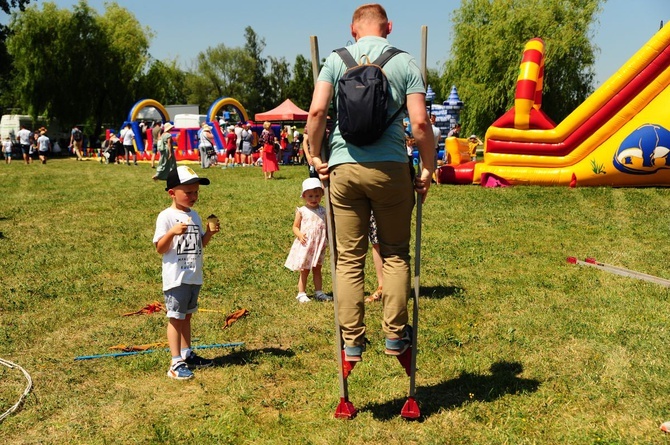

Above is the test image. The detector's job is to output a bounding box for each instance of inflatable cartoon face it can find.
[613,124,670,174]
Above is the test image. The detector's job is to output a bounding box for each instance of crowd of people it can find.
[3,117,322,180]
[5,124,60,165]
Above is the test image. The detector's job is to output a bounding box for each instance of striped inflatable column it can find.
[533,46,545,111]
[514,38,545,129]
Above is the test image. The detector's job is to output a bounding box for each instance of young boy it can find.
[153,166,219,380]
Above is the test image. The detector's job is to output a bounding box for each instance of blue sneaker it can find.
[344,344,365,362]
[167,361,194,380]
[385,325,413,356]
[314,291,333,302]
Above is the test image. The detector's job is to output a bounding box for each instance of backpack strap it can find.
[335,47,406,68]
[334,48,358,69]
[375,48,409,125]
[372,47,406,67]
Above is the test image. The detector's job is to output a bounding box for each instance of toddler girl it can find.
[284,177,331,303]
[3,137,12,164]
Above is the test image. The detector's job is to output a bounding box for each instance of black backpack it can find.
[334,47,406,147]
[73,129,83,141]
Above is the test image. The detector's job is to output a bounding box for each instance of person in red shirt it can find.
[223,125,237,168]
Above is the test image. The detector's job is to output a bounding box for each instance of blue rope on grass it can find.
[74,342,245,361]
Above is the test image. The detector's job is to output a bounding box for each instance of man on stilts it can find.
[307,3,434,419]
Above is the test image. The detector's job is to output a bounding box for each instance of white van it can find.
[0,114,67,144]
[0,115,33,143]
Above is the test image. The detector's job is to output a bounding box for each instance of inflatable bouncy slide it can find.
[205,97,249,152]
[126,99,169,154]
[124,97,249,162]
[438,21,670,187]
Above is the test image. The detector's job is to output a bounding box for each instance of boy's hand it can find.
[206,222,220,235]
[171,222,188,235]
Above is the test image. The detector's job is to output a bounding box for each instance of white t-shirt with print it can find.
[153,207,205,291]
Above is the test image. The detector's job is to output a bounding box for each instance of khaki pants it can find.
[329,161,415,348]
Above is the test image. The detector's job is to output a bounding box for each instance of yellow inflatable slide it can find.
[470,22,670,187]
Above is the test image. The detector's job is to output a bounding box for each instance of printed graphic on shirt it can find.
[176,223,202,271]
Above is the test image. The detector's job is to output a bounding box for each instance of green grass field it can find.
[2,158,670,444]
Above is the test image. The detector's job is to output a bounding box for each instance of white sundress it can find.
[284,205,327,271]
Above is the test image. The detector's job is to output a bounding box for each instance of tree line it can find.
[0,0,603,139]
[0,1,314,139]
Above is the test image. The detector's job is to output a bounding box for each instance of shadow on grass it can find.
[420,285,465,300]
[212,347,295,367]
[360,361,540,421]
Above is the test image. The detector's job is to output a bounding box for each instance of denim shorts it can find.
[164,283,201,319]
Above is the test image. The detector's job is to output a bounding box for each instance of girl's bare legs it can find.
[298,269,310,294]
[372,243,383,290]
[296,269,311,303]
[312,265,322,292]
[365,243,384,303]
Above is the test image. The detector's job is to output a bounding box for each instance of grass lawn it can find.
[2,158,670,444]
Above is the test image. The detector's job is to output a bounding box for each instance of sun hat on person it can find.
[165,165,210,191]
[163,122,174,132]
[301,177,323,196]
[202,124,212,131]
[469,134,477,139]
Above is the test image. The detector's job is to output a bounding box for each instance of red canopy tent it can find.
[254,99,308,122]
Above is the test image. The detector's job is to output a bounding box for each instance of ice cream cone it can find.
[207,214,219,231]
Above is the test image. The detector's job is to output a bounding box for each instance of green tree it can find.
[244,26,272,115]
[138,59,189,106]
[190,28,303,117]
[187,44,254,111]
[95,1,152,130]
[426,68,443,104]
[267,56,291,106]
[6,2,69,119]
[0,0,32,110]
[442,0,602,136]
[286,54,314,111]
[7,1,151,135]
[0,0,30,14]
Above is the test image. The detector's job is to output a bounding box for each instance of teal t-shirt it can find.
[318,36,425,167]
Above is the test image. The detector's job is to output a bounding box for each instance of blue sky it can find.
[17,0,670,87]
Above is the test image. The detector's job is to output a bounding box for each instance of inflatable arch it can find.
[125,99,171,154]
[206,97,248,124]
[206,97,249,150]
[128,99,170,123]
